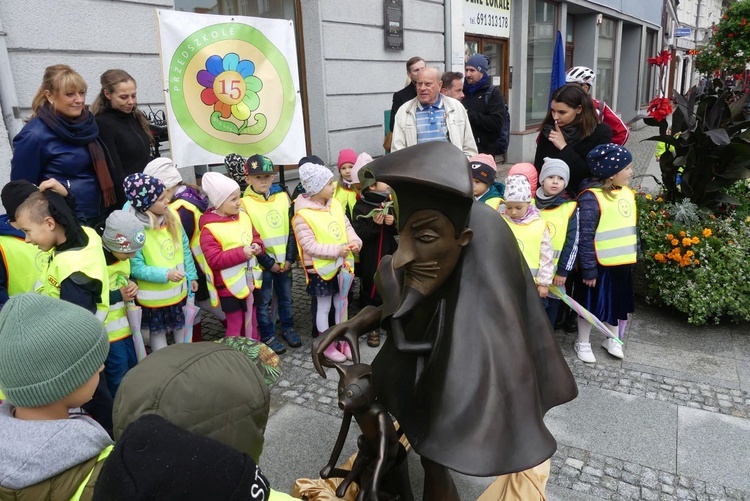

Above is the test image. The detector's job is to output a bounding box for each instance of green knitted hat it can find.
[0,294,109,407]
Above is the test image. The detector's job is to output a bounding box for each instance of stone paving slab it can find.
[677,407,750,493]
[733,333,750,361]
[626,341,740,387]
[738,361,750,393]
[544,386,678,473]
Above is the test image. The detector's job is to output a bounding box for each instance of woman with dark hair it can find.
[92,69,154,177]
[534,84,612,194]
[11,64,124,228]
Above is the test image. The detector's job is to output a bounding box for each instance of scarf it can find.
[361,190,390,207]
[464,73,489,96]
[542,122,582,147]
[37,103,117,207]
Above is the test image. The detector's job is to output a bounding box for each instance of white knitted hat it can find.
[299,162,333,195]
[202,172,240,208]
[144,157,182,190]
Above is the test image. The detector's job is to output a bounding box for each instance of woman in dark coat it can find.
[534,84,612,194]
[92,69,154,177]
[11,65,123,228]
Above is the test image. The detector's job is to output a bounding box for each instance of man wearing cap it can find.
[314,142,577,499]
[391,67,477,157]
[462,53,507,157]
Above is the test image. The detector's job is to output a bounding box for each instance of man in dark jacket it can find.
[462,53,506,156]
[388,56,425,133]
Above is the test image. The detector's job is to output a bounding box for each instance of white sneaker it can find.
[602,338,624,359]
[574,341,597,363]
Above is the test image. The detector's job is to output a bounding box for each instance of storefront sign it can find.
[464,0,511,38]
[157,9,305,167]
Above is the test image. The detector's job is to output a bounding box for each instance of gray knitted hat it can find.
[0,294,109,407]
[540,157,570,188]
[103,210,146,253]
[299,162,333,195]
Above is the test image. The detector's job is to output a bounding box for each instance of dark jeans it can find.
[257,269,294,339]
[544,297,561,330]
[82,373,114,438]
[103,336,138,398]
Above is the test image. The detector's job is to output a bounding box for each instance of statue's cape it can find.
[371,202,578,476]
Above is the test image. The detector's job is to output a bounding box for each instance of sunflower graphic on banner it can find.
[157,9,305,167]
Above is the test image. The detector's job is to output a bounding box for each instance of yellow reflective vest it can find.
[136,210,187,308]
[69,445,114,501]
[294,198,354,282]
[241,190,291,264]
[104,258,132,342]
[0,234,48,296]
[202,210,262,307]
[587,188,638,266]
[503,217,547,279]
[538,201,577,268]
[41,226,109,321]
[484,197,503,211]
[333,183,357,219]
[171,198,206,274]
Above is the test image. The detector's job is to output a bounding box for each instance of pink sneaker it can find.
[337,341,353,361]
[323,343,347,363]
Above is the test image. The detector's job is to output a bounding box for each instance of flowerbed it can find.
[636,181,750,324]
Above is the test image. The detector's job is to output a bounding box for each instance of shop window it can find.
[640,29,658,107]
[526,0,558,127]
[596,17,615,105]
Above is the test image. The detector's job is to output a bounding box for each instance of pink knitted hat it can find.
[337,149,358,170]
[508,163,539,193]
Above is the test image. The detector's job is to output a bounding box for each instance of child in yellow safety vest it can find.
[144,157,220,342]
[534,158,579,328]
[100,210,147,397]
[292,162,362,363]
[0,294,113,499]
[124,173,199,352]
[241,154,300,355]
[574,143,637,364]
[199,172,266,340]
[499,174,554,300]
[13,189,114,435]
[333,148,359,220]
[470,153,504,210]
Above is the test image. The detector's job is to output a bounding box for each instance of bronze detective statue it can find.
[313,142,578,500]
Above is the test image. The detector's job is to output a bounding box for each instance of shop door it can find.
[465,36,510,101]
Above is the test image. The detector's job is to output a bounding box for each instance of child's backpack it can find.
[485,85,511,155]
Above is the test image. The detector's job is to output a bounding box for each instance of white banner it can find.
[463,0,511,39]
[156,9,305,167]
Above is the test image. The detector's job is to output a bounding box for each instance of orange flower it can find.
[702,228,712,237]
[671,238,679,246]
[666,233,674,240]
[656,197,663,203]
[691,236,700,244]
[694,259,700,265]
[654,252,667,263]
[680,231,686,237]
[650,211,657,217]
[682,238,692,247]
[686,250,694,257]
[710,214,716,220]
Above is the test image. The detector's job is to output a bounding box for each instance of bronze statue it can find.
[320,362,412,501]
[313,142,578,499]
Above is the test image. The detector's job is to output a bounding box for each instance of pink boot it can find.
[337,341,353,361]
[323,343,347,363]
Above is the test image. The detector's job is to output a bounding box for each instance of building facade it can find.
[0,0,666,191]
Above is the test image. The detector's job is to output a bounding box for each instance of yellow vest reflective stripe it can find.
[0,235,48,296]
[241,191,291,264]
[202,211,261,306]
[104,259,131,342]
[504,217,547,279]
[136,209,187,307]
[483,197,503,211]
[294,199,354,282]
[334,184,357,218]
[589,188,638,266]
[43,227,109,321]
[539,201,577,268]
[69,445,114,501]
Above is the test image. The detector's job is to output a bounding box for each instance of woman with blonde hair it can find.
[11,64,123,227]
[92,69,154,177]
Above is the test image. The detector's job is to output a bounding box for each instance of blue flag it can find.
[550,30,566,104]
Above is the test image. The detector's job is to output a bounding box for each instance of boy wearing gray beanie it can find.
[0,294,113,499]
[101,210,147,397]
[535,157,579,329]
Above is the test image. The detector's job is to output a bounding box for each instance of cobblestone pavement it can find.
[200,265,750,501]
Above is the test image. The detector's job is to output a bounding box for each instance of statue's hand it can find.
[320,464,334,479]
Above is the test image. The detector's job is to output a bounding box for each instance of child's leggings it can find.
[315,293,343,333]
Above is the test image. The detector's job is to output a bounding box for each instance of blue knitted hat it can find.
[466,53,490,74]
[123,173,166,212]
[586,143,633,179]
